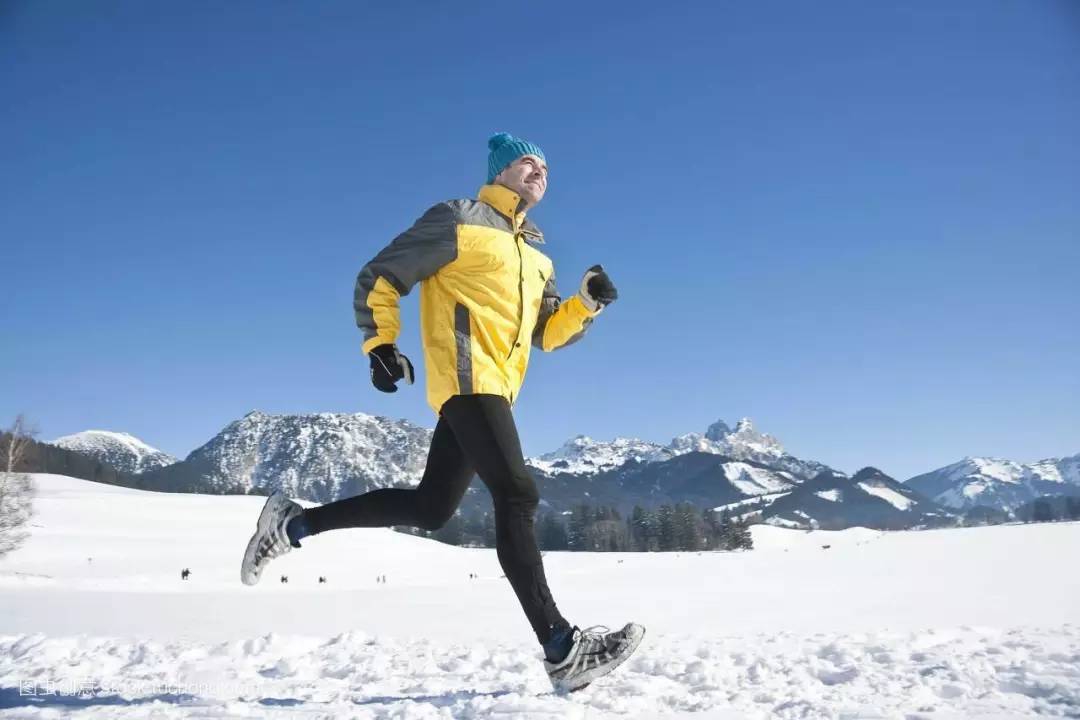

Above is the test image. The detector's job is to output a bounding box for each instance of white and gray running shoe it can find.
[240,491,303,586]
[544,622,645,693]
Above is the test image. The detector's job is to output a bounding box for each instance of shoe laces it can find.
[579,625,610,638]
[576,625,612,652]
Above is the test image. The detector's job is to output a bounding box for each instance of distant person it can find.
[241,133,644,692]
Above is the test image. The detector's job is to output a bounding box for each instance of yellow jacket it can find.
[354,184,600,414]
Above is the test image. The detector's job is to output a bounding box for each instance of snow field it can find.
[1,475,1078,718]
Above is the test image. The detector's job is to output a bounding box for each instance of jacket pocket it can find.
[453,303,473,394]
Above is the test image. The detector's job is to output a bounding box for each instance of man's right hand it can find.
[369,344,415,393]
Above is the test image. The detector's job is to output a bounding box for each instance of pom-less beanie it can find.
[487,132,546,184]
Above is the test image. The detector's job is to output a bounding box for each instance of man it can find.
[240,132,644,692]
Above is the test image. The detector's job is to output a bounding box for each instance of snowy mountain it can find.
[905,453,1080,512]
[526,450,802,517]
[525,421,1079,528]
[142,410,433,502]
[128,413,847,521]
[49,430,177,474]
[58,411,1075,531]
[125,413,944,529]
[515,418,847,521]
[720,467,954,531]
[517,417,861,524]
[529,435,673,475]
[529,417,831,482]
[667,418,832,481]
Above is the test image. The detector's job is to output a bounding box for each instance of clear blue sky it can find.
[2,1,1077,481]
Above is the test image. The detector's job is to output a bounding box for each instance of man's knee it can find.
[501,472,540,515]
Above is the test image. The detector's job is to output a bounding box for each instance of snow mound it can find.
[3,626,1077,718]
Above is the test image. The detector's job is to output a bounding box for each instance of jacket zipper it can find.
[506,231,525,360]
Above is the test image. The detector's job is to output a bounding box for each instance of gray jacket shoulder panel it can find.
[448,198,545,244]
[451,198,513,234]
[353,202,460,339]
[521,217,545,245]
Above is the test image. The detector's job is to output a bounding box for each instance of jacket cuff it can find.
[362,336,395,355]
[568,293,603,319]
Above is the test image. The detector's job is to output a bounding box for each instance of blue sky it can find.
[2,1,1077,480]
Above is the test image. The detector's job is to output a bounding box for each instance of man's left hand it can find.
[578,264,618,312]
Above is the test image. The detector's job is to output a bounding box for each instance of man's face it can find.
[494,154,548,209]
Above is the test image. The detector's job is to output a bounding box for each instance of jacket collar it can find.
[478,184,545,244]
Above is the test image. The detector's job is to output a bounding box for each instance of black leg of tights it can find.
[440,394,570,645]
[298,393,569,646]
[302,416,475,533]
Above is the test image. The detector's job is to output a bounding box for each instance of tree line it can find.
[398,502,755,552]
[1020,495,1080,524]
[960,494,1080,527]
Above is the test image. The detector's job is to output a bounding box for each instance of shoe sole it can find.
[559,623,646,694]
[240,493,285,586]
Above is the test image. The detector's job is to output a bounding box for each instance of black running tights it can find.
[301,393,570,645]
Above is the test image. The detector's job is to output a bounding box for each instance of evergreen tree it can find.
[731,517,754,550]
[1032,498,1055,523]
[538,512,568,550]
[657,505,677,551]
[702,507,721,550]
[482,511,496,547]
[686,502,708,550]
[630,505,649,551]
[568,503,592,551]
[589,506,629,552]
[716,509,734,550]
[648,507,663,551]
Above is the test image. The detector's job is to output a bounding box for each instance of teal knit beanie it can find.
[487,132,546,184]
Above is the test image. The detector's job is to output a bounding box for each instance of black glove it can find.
[368,344,415,393]
[578,264,618,312]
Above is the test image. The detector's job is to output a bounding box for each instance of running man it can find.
[241,132,644,692]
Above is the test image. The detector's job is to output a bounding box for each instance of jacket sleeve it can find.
[354,203,458,354]
[531,271,600,352]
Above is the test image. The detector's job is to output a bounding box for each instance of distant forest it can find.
[396,502,756,553]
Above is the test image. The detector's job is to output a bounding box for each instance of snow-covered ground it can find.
[1,474,1078,718]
